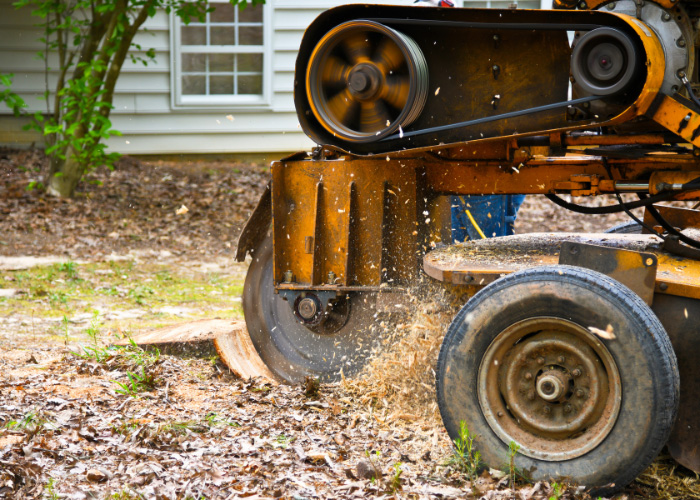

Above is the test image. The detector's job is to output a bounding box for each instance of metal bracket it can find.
[235,182,271,262]
[559,242,658,305]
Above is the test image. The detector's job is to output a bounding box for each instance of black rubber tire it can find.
[242,235,379,383]
[436,265,679,495]
[604,220,642,234]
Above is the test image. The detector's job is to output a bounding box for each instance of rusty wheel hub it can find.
[479,318,621,460]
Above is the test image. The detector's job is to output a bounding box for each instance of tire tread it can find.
[436,265,679,495]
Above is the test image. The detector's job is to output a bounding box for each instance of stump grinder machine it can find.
[235,0,700,493]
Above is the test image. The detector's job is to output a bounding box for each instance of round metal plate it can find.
[600,0,693,95]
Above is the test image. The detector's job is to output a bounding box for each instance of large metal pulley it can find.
[305,20,429,142]
[571,27,641,96]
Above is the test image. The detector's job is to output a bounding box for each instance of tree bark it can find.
[46,145,86,197]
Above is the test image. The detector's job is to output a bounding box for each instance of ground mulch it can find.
[0,148,269,260]
[1,148,697,499]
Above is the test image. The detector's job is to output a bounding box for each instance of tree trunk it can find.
[46,146,86,197]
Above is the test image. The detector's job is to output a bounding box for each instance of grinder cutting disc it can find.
[242,236,379,383]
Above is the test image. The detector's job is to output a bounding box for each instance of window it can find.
[172,1,270,107]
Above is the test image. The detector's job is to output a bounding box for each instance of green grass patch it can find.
[1,259,246,344]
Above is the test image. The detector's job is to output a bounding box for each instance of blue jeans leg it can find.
[451,194,526,243]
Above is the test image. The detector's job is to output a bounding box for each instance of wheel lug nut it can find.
[537,357,545,365]
[572,368,582,377]
[497,411,504,417]
[543,406,551,414]
[524,372,532,381]
[557,356,565,364]
[564,404,573,413]
[576,389,585,398]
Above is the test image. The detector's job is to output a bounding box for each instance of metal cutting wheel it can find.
[242,236,380,383]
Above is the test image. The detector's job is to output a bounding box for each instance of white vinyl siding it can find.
[0,0,550,154]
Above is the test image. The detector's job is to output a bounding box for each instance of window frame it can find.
[170,1,273,110]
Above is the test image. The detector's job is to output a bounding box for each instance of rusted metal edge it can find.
[423,232,700,300]
[235,182,271,262]
[559,241,657,305]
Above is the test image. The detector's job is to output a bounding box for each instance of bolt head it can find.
[557,356,566,364]
[576,389,585,398]
[543,406,551,414]
[528,391,536,401]
[564,404,573,414]
[497,411,504,417]
[524,372,533,381]
[572,368,582,377]
[537,357,545,365]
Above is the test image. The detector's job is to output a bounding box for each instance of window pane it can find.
[210,54,234,72]
[210,75,233,94]
[239,26,263,45]
[181,26,206,45]
[239,5,263,23]
[183,75,206,95]
[237,54,262,72]
[238,74,262,95]
[178,3,265,100]
[182,53,205,72]
[211,26,236,45]
[210,4,235,23]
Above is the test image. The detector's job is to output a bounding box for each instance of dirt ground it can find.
[1,148,698,500]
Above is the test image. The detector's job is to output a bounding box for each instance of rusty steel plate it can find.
[558,241,657,305]
[423,232,700,300]
[652,294,700,473]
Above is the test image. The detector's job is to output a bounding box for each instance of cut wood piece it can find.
[213,322,279,384]
[112,319,277,382]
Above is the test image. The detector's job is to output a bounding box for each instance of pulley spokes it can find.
[306,20,428,142]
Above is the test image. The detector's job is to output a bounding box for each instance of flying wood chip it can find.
[588,324,616,340]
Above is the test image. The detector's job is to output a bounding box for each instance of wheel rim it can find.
[306,20,428,142]
[478,317,622,461]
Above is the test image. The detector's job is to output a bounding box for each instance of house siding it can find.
[0,0,546,154]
